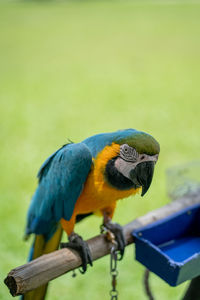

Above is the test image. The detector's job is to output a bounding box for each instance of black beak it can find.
[129,161,155,196]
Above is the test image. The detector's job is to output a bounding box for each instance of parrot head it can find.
[104,130,160,196]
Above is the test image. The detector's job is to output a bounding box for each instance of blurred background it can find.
[1,0,200,299]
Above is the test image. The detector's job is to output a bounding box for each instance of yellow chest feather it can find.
[74,143,140,214]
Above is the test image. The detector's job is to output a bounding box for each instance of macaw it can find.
[23,129,160,300]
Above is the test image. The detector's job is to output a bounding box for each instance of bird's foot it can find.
[101,222,126,260]
[60,233,93,274]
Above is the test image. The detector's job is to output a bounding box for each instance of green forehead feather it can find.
[118,132,160,155]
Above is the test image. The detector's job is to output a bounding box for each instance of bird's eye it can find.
[120,144,138,162]
[121,144,129,153]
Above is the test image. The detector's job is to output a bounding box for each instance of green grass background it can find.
[1,0,200,299]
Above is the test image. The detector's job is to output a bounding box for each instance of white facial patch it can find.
[115,153,158,180]
[115,157,137,180]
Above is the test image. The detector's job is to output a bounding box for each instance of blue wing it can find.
[25,143,92,238]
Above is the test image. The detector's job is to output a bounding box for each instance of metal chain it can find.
[110,245,119,300]
[100,225,119,300]
[143,269,155,300]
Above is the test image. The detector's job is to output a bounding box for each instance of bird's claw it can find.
[101,222,126,260]
[60,233,93,274]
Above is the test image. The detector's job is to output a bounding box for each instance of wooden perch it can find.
[4,192,200,297]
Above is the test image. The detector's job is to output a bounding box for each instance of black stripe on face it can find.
[105,158,138,190]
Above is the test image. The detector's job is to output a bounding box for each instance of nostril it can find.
[140,155,145,160]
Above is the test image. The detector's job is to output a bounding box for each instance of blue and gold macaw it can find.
[24,129,160,300]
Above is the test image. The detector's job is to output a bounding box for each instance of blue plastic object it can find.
[133,203,200,286]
